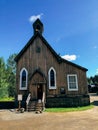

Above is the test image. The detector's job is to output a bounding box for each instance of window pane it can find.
[22,81,26,87]
[69,83,76,89]
[22,70,26,87]
[50,69,55,87]
[68,75,77,90]
[69,76,76,82]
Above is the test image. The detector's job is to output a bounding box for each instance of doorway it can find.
[37,84,43,100]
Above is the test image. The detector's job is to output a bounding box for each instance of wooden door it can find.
[37,84,43,100]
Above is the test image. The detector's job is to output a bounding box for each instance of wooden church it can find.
[15,19,90,111]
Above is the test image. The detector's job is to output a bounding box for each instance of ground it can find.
[0,93,98,130]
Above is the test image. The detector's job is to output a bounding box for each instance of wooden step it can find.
[27,101,44,112]
[27,101,36,112]
[35,102,43,113]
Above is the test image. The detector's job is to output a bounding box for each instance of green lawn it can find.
[45,105,93,112]
[0,97,15,101]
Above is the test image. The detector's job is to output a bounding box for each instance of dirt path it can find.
[0,93,98,130]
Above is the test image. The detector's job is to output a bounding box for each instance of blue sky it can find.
[0,0,98,77]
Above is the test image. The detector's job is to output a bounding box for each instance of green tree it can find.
[6,54,17,97]
[87,75,98,85]
[94,75,98,84]
[0,57,8,98]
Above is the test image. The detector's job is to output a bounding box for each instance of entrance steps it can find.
[27,100,44,113]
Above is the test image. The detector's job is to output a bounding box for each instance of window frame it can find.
[67,74,78,91]
[20,68,28,90]
[48,67,56,89]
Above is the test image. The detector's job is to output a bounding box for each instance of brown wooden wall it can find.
[16,36,88,97]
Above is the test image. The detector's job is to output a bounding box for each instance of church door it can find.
[29,70,46,101]
[37,84,43,100]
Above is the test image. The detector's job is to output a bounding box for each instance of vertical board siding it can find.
[16,36,88,98]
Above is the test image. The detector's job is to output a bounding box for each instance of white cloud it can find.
[61,54,77,61]
[29,13,43,22]
[96,69,98,74]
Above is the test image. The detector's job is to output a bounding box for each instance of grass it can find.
[0,97,15,102]
[45,105,93,112]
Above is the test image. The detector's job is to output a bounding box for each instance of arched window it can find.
[48,67,56,89]
[20,68,28,90]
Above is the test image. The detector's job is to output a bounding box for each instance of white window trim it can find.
[20,68,28,90]
[48,67,56,89]
[67,74,78,91]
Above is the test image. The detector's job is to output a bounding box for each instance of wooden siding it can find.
[16,36,88,98]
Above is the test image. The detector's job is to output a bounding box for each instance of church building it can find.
[15,19,90,110]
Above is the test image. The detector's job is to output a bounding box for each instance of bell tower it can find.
[33,19,44,35]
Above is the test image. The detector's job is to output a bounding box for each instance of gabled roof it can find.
[15,32,61,63]
[15,32,88,71]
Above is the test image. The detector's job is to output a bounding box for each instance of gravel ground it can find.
[0,93,98,130]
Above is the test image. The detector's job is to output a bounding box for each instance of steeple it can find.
[33,19,44,35]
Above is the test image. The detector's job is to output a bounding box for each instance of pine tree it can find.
[6,54,17,97]
[0,57,8,98]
